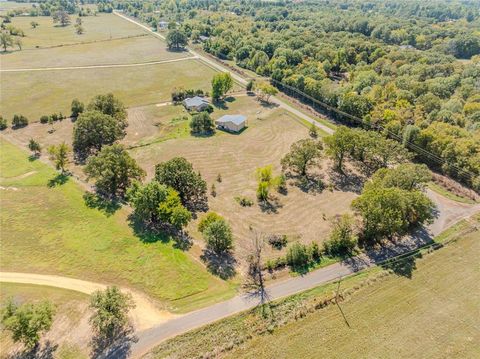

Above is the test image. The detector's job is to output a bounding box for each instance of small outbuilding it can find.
[216,115,247,133]
[183,96,210,112]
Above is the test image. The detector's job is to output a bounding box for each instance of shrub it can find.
[198,212,223,233]
[267,234,288,249]
[11,114,28,129]
[51,113,59,122]
[323,214,358,256]
[234,196,254,207]
[286,242,309,269]
[308,241,321,263]
[40,115,50,124]
[265,256,286,271]
[0,116,7,130]
[203,218,233,253]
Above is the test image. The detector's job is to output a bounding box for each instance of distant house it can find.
[158,21,168,30]
[216,115,247,132]
[183,96,210,112]
[199,35,210,42]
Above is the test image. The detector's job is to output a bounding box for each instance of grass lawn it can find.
[0,139,235,313]
[1,35,190,69]
[4,14,146,49]
[0,283,89,358]
[226,229,480,359]
[0,59,217,120]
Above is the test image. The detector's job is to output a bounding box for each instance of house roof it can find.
[216,114,246,125]
[184,96,209,107]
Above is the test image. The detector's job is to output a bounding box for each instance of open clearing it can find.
[226,229,480,359]
[130,96,357,262]
[0,283,90,358]
[0,59,218,120]
[4,14,146,48]
[0,138,235,313]
[1,35,191,69]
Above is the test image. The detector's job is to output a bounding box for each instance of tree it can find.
[166,29,188,49]
[286,242,309,269]
[242,231,268,305]
[14,37,22,50]
[73,111,125,160]
[85,144,145,198]
[324,126,356,172]
[52,10,71,26]
[47,142,70,173]
[281,138,323,177]
[1,299,55,349]
[309,122,318,138]
[0,32,13,51]
[190,112,215,135]
[246,79,254,92]
[256,82,278,103]
[155,157,207,209]
[211,72,233,100]
[255,165,283,201]
[71,98,84,118]
[0,116,7,130]
[89,287,134,340]
[28,138,41,156]
[323,214,358,256]
[30,21,39,29]
[87,93,127,125]
[127,180,191,230]
[352,186,435,241]
[369,163,431,191]
[75,24,84,34]
[11,114,28,129]
[203,218,233,253]
[198,211,223,233]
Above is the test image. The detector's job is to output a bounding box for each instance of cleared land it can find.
[1,59,217,120]
[130,96,357,261]
[0,138,235,313]
[4,14,146,48]
[1,35,191,69]
[0,1,34,14]
[0,283,90,358]
[226,229,480,359]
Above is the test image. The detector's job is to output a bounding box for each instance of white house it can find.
[183,96,210,112]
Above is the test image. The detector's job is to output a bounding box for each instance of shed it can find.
[183,96,210,112]
[216,115,247,132]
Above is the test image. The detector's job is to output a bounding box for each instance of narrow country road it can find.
[113,11,334,136]
[0,56,197,72]
[0,272,175,331]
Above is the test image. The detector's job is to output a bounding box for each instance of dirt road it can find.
[0,272,176,331]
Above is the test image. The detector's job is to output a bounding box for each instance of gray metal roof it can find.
[183,96,209,107]
[216,114,246,125]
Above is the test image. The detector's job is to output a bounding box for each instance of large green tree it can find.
[155,157,207,210]
[190,112,215,135]
[211,72,233,100]
[85,144,145,198]
[281,139,323,177]
[203,218,234,253]
[166,29,188,49]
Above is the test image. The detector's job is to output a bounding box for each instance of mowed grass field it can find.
[130,96,357,261]
[1,59,218,120]
[0,139,235,312]
[226,229,480,359]
[0,1,35,15]
[0,283,90,358]
[5,14,146,48]
[1,35,191,69]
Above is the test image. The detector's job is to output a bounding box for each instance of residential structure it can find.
[183,96,210,112]
[216,114,247,132]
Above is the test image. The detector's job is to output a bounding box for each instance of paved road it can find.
[113,11,334,136]
[0,56,197,72]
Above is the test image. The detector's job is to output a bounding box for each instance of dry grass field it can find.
[1,59,217,120]
[5,14,146,48]
[0,283,90,358]
[1,35,191,69]
[130,96,358,261]
[0,1,35,15]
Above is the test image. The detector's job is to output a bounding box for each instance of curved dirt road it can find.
[0,272,176,331]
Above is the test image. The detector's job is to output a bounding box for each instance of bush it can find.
[308,242,321,263]
[40,115,50,124]
[190,111,215,135]
[265,256,286,271]
[323,214,358,256]
[286,242,309,269]
[203,218,233,253]
[51,113,59,122]
[268,234,288,249]
[0,116,7,130]
[11,114,28,129]
[234,196,254,207]
[198,212,223,233]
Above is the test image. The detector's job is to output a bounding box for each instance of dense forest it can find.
[114,0,480,188]
[6,0,479,189]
